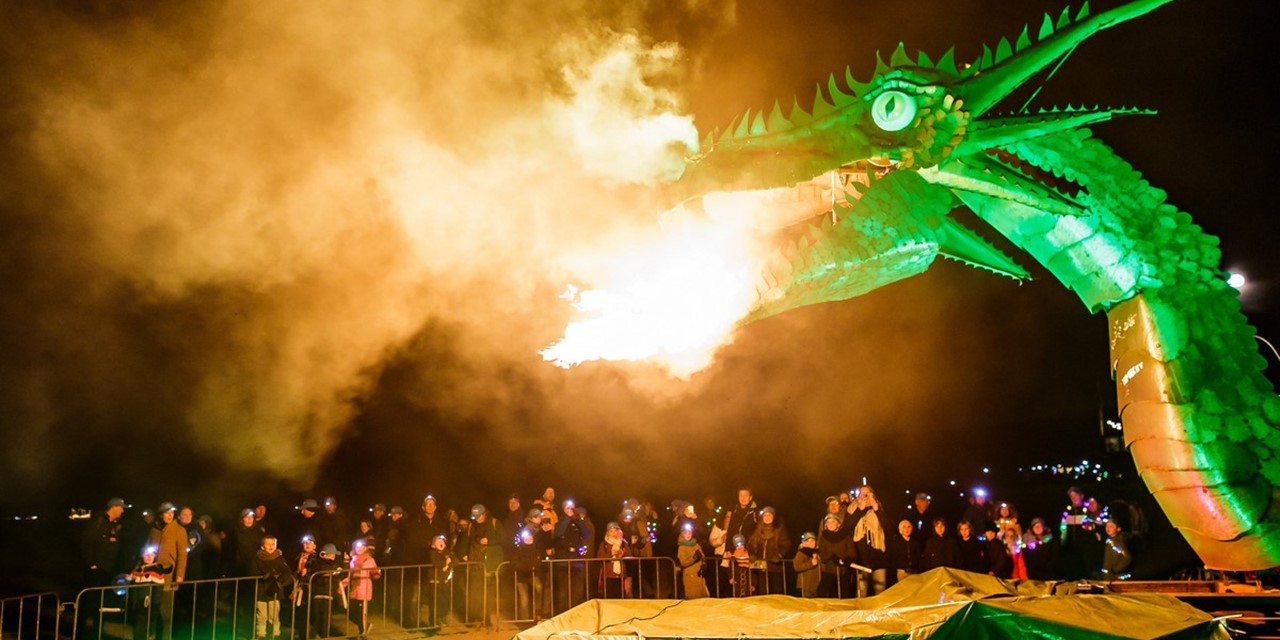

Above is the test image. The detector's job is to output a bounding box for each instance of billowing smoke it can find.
[0,0,735,507]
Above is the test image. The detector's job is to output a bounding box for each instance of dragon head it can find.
[664,0,1172,324]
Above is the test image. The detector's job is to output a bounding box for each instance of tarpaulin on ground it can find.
[514,568,1229,639]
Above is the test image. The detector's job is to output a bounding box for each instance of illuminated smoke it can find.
[0,0,722,497]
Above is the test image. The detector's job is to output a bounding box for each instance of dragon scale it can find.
[666,0,1280,569]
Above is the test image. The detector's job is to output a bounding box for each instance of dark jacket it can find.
[957,536,990,574]
[251,549,294,602]
[885,533,921,574]
[81,514,123,574]
[922,534,961,571]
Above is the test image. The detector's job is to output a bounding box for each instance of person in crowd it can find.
[383,506,406,565]
[994,502,1022,539]
[467,519,503,626]
[986,527,1014,579]
[178,507,204,581]
[354,519,376,552]
[342,538,380,639]
[82,497,126,588]
[291,534,319,629]
[251,535,293,640]
[1099,518,1133,581]
[503,494,524,557]
[747,506,791,595]
[596,522,631,599]
[921,518,960,572]
[955,520,989,574]
[792,531,821,598]
[122,508,157,577]
[293,500,322,557]
[154,502,188,640]
[847,485,888,597]
[721,488,759,551]
[319,497,350,555]
[618,508,654,597]
[453,515,472,562]
[1021,517,1059,580]
[886,519,920,587]
[426,534,454,628]
[196,515,223,579]
[254,505,273,537]
[509,527,547,619]
[126,545,166,640]
[675,522,709,599]
[369,504,389,553]
[727,533,753,597]
[534,487,559,529]
[408,494,447,566]
[961,489,994,534]
[908,493,932,536]
[818,514,856,598]
[820,496,845,532]
[234,508,265,577]
[445,508,461,548]
[554,499,592,610]
[1058,486,1090,580]
[308,544,342,638]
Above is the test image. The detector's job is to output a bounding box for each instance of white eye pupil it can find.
[871,90,916,132]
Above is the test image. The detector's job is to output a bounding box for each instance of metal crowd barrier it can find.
[37,553,885,639]
[493,556,679,628]
[0,591,60,640]
[702,557,874,598]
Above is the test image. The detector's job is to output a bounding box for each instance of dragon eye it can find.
[871,90,917,132]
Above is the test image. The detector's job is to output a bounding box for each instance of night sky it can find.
[1,0,1277,591]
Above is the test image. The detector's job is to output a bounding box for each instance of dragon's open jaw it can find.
[663,0,1173,324]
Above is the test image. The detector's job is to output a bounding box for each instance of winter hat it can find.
[106,497,126,509]
[800,532,816,542]
[300,499,319,511]
[158,502,177,514]
[321,544,337,557]
[733,534,746,547]
[471,504,487,519]
[240,508,255,519]
[528,508,543,518]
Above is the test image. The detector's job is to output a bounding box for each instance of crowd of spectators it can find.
[80,482,1143,600]
[73,481,1148,634]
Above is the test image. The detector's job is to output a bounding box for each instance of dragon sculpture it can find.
[661,0,1280,571]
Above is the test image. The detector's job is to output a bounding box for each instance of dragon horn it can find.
[954,0,1175,117]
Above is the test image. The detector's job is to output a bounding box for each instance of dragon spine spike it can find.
[789,97,812,127]
[733,109,751,138]
[890,43,912,67]
[917,50,934,69]
[846,66,868,96]
[1039,14,1056,41]
[937,48,959,76]
[812,84,836,118]
[994,36,1014,65]
[828,74,854,107]
[1016,25,1033,52]
[767,100,788,132]
[750,110,768,136]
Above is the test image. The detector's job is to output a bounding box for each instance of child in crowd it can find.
[792,532,821,598]
[251,535,293,640]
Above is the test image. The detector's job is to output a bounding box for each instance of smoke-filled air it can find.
[3,0,1196,511]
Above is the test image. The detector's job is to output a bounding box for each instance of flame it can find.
[541,221,761,379]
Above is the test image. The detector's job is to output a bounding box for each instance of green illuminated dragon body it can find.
[667,0,1280,570]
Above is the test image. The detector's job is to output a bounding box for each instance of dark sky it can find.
[0,0,1276,566]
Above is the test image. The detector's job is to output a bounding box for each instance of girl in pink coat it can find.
[341,539,380,638]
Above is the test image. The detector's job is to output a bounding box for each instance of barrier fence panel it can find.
[52,554,887,638]
[299,561,488,639]
[0,591,60,640]
[494,557,679,629]
[72,575,271,640]
[703,558,874,598]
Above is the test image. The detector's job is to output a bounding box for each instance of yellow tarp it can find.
[514,568,1228,640]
